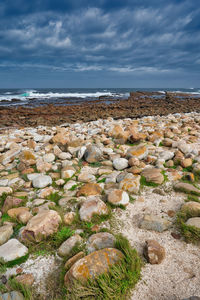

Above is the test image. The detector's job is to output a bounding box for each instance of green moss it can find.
[0,282,8,293]
[5,254,29,268]
[0,192,8,210]
[89,162,102,168]
[159,142,164,147]
[47,192,62,206]
[186,195,200,203]
[52,226,75,247]
[97,178,106,183]
[182,166,193,173]
[177,210,200,244]
[1,213,13,223]
[65,234,142,300]
[69,184,79,191]
[129,196,136,203]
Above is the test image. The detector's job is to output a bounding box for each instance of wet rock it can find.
[64,248,124,284]
[107,189,129,206]
[0,239,28,262]
[32,175,52,189]
[22,210,61,242]
[86,232,116,253]
[77,183,102,197]
[119,173,140,194]
[186,217,200,228]
[144,239,165,264]
[140,214,171,232]
[174,182,200,196]
[58,235,83,257]
[79,198,108,221]
[113,158,128,170]
[0,225,13,245]
[84,145,102,163]
[141,168,164,185]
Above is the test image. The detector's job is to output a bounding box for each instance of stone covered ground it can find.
[0,112,200,299]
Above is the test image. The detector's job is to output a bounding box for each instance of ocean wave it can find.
[0,91,122,102]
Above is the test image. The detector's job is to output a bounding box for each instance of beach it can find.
[0,109,200,299]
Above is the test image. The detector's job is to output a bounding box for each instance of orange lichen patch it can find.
[76,263,90,279]
[21,150,36,160]
[77,183,102,197]
[129,145,146,156]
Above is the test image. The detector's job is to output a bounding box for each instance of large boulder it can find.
[22,210,61,242]
[0,239,28,262]
[64,248,124,284]
[86,232,116,253]
[79,198,108,222]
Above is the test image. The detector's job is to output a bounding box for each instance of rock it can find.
[159,150,174,161]
[78,173,96,183]
[15,273,34,286]
[77,146,87,160]
[127,144,148,160]
[18,211,32,224]
[107,189,129,206]
[181,202,200,216]
[84,145,102,163]
[79,198,108,221]
[2,196,23,213]
[32,175,52,189]
[77,183,102,197]
[22,210,61,242]
[64,212,75,225]
[141,168,164,185]
[140,214,171,232]
[61,166,76,179]
[58,235,83,257]
[144,239,165,264]
[0,225,13,245]
[0,291,25,300]
[43,153,55,163]
[182,297,200,300]
[64,251,85,270]
[0,239,28,262]
[174,182,200,196]
[119,173,140,194]
[86,232,116,253]
[0,187,12,197]
[7,207,29,219]
[181,158,193,168]
[113,158,128,170]
[64,248,124,284]
[128,157,140,167]
[186,217,200,228]
[0,147,21,165]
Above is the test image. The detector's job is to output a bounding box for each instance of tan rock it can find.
[107,189,129,206]
[22,210,61,242]
[15,273,34,286]
[127,144,148,160]
[2,196,23,213]
[7,207,29,219]
[181,158,193,168]
[64,251,85,270]
[144,240,165,264]
[61,166,76,179]
[64,248,124,284]
[64,212,75,225]
[0,187,12,197]
[181,202,200,216]
[119,173,140,194]
[79,198,108,221]
[141,168,164,185]
[77,183,102,197]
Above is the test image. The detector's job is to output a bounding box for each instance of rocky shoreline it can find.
[0,91,200,128]
[0,111,200,299]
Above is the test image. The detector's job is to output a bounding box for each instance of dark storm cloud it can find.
[0,0,199,87]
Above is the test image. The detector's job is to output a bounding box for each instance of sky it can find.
[0,0,199,88]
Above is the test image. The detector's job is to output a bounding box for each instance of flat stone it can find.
[113,158,128,170]
[144,239,165,264]
[141,168,164,185]
[86,232,116,253]
[79,198,108,221]
[78,173,96,183]
[64,251,85,270]
[84,145,102,163]
[77,183,102,197]
[186,217,200,228]
[140,214,171,232]
[0,225,13,245]
[32,175,52,188]
[174,182,200,196]
[64,248,124,284]
[107,189,129,206]
[119,173,140,194]
[43,153,55,163]
[181,202,200,216]
[0,187,12,197]
[126,144,148,160]
[22,210,61,242]
[0,239,28,262]
[7,207,29,219]
[0,148,21,165]
[58,235,83,257]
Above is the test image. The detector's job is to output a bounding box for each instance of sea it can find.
[0,88,199,107]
